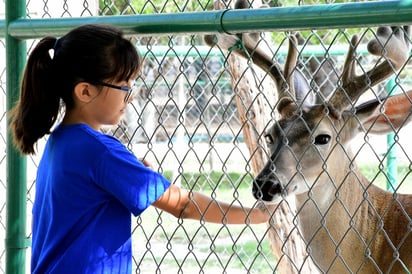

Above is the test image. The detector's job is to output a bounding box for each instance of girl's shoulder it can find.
[53,123,126,152]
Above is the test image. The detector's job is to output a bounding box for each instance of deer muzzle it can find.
[252,161,285,203]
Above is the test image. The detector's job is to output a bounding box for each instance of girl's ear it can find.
[73,82,98,103]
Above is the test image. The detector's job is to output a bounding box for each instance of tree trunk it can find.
[227,54,318,273]
[211,1,319,272]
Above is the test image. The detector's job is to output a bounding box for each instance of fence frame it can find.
[2,0,412,273]
[4,1,28,273]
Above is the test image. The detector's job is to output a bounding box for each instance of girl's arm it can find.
[152,184,270,224]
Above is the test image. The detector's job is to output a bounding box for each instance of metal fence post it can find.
[386,76,398,192]
[5,0,29,273]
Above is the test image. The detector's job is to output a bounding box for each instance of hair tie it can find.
[48,38,59,60]
[53,38,59,50]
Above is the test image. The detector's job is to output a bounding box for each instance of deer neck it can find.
[294,160,370,225]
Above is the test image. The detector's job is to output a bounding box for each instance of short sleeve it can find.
[95,140,171,216]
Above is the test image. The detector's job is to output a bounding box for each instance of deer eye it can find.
[314,134,331,145]
[265,134,274,145]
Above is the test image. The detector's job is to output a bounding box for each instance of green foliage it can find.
[99,0,214,15]
[360,165,412,193]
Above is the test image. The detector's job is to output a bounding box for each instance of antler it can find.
[328,26,410,118]
[204,31,285,87]
[204,29,311,114]
[204,0,303,106]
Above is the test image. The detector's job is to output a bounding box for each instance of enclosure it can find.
[1,0,412,273]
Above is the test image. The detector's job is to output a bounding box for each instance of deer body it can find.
[294,135,412,273]
[297,184,412,273]
[205,3,412,271]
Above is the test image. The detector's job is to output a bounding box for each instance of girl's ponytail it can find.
[10,37,61,154]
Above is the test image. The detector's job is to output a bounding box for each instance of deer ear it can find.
[358,90,412,134]
[277,97,297,117]
[353,99,381,128]
[294,70,315,107]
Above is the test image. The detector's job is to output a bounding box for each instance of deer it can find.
[205,3,412,273]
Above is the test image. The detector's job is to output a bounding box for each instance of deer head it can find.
[251,26,411,203]
[206,24,411,203]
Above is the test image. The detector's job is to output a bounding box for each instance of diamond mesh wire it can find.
[1,0,412,273]
[0,35,7,274]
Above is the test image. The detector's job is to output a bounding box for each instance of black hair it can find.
[10,24,141,154]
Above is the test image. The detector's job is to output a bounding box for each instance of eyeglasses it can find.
[92,81,138,102]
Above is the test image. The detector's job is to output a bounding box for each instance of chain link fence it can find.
[0,34,6,274]
[1,0,412,273]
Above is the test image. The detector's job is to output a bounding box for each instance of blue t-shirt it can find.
[31,124,171,274]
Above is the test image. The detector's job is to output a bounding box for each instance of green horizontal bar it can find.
[4,10,225,39]
[222,0,412,33]
[2,0,412,39]
[137,45,370,58]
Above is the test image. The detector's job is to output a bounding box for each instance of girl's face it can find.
[74,79,136,130]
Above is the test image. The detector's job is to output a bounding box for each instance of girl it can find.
[10,24,270,273]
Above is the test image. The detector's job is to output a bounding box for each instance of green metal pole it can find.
[3,0,412,39]
[386,77,398,192]
[5,0,29,273]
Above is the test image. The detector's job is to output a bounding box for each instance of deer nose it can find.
[253,174,282,201]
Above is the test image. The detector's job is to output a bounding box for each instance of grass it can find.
[162,165,412,193]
